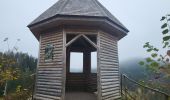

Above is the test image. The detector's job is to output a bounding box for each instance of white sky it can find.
[70,52,83,73]
[0,0,170,63]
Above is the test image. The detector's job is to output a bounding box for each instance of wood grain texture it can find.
[34,28,121,100]
[34,31,63,100]
[99,31,121,100]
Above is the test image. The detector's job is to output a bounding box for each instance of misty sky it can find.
[0,0,170,63]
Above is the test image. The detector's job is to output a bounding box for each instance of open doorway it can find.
[65,34,97,100]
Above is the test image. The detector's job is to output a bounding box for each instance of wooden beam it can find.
[65,34,82,47]
[62,27,66,100]
[82,34,98,49]
[97,30,101,100]
[66,49,69,74]
[66,32,98,35]
[33,35,42,99]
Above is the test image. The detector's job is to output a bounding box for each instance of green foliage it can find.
[161,23,168,29]
[163,42,169,48]
[16,85,22,94]
[143,42,159,52]
[163,36,170,41]
[151,53,158,58]
[146,57,153,63]
[0,52,20,86]
[161,15,170,45]
[140,14,170,75]
[150,62,159,67]
[139,42,161,71]
[139,61,145,66]
[138,14,170,97]
[161,16,166,21]
[13,85,32,100]
[162,29,169,35]
[0,51,37,99]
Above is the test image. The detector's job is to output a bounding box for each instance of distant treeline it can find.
[0,51,37,72]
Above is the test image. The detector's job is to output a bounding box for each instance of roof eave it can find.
[28,15,129,40]
[28,15,129,31]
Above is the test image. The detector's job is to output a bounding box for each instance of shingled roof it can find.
[28,0,128,31]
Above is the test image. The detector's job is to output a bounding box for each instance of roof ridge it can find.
[29,0,65,25]
[94,0,126,28]
[28,0,128,31]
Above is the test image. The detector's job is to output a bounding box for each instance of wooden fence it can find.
[121,74,170,100]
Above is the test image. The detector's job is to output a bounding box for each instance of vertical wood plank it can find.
[34,31,63,100]
[97,30,102,100]
[33,35,41,99]
[66,49,70,74]
[99,31,120,100]
[62,27,66,100]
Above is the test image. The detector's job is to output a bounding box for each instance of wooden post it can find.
[62,27,66,100]
[83,51,91,74]
[83,51,91,91]
[66,49,70,74]
[124,75,128,100]
[32,74,36,100]
[33,35,41,100]
[97,31,101,100]
[120,74,123,97]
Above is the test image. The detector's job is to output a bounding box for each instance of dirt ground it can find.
[65,92,97,100]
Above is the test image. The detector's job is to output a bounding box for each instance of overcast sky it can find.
[0,0,170,63]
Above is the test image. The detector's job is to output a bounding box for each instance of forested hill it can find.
[120,58,170,94]
[120,58,147,80]
[0,51,37,72]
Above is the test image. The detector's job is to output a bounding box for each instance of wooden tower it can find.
[28,0,129,100]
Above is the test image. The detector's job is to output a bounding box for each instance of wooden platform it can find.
[65,92,97,100]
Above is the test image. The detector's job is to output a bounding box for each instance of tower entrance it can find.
[65,34,97,100]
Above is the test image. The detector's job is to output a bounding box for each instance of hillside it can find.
[120,58,170,95]
[120,58,147,80]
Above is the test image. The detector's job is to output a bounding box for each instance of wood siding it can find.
[34,31,63,100]
[87,73,97,92]
[66,73,97,92]
[34,28,121,100]
[99,31,121,100]
[66,73,86,91]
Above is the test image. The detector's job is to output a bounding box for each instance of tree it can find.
[0,37,37,99]
[139,14,170,77]
[0,38,20,98]
[0,52,20,98]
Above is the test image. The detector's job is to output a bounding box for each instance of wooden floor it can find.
[65,92,97,100]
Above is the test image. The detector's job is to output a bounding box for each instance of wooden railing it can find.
[121,74,170,100]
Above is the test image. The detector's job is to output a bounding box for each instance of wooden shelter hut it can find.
[28,0,129,100]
